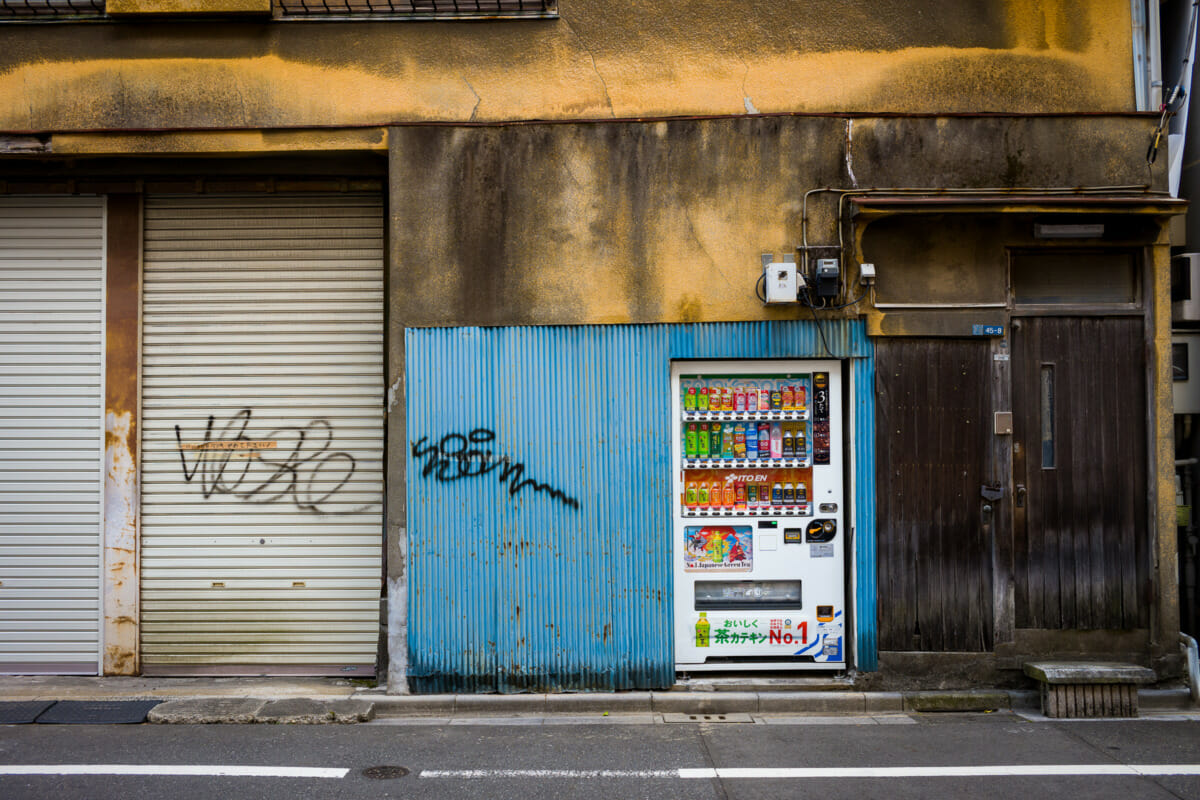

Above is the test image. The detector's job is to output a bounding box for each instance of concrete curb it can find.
[902,690,1020,713]
[366,689,1043,718]
[149,697,375,724]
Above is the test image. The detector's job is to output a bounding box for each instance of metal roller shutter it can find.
[0,197,105,675]
[140,194,383,674]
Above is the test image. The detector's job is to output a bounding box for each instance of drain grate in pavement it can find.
[0,701,56,725]
[662,712,755,724]
[36,700,162,725]
[362,765,411,779]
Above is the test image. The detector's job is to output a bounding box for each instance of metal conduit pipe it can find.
[1183,633,1200,704]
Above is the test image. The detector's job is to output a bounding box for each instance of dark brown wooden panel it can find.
[1012,317,1149,630]
[876,339,993,652]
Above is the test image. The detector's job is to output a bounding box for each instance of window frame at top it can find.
[0,0,105,20]
[275,0,558,20]
[0,0,558,20]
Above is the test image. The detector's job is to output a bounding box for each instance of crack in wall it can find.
[562,16,615,117]
[741,56,759,114]
[845,118,859,188]
[463,77,481,122]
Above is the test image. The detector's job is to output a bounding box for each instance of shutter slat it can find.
[140,194,383,674]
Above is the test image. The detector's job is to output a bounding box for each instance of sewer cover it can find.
[36,700,161,725]
[662,712,755,724]
[362,765,411,779]
[0,701,56,725]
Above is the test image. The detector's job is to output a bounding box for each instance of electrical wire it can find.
[822,283,870,310]
[798,286,834,356]
[1148,0,1200,167]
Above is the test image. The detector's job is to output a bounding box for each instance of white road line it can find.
[0,765,348,779]
[421,769,678,778]
[421,764,1200,779]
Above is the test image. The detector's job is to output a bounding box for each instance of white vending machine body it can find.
[672,360,845,670]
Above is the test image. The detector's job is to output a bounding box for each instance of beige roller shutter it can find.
[0,197,105,675]
[140,194,383,675]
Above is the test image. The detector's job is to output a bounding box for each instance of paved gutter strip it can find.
[0,679,1191,723]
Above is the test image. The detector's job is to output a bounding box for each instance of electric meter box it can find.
[815,259,840,298]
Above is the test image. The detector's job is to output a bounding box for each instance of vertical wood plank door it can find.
[876,339,993,652]
[1011,317,1148,631]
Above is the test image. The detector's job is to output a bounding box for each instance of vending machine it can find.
[672,360,845,670]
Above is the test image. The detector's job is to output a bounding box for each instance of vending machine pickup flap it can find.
[695,580,802,610]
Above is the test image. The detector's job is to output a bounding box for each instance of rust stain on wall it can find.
[104,411,138,675]
[103,195,140,675]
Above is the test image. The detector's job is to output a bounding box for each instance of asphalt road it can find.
[2,711,1200,800]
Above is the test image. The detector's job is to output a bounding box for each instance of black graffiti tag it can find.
[410,428,581,511]
[174,408,372,516]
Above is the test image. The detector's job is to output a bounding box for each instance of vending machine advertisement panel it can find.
[672,360,845,670]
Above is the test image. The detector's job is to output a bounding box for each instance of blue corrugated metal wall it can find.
[852,356,878,672]
[406,320,874,692]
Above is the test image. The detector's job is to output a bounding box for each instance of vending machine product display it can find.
[672,360,845,670]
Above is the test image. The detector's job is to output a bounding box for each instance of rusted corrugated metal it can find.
[406,320,871,692]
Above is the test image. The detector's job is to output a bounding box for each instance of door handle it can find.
[1015,484,1026,508]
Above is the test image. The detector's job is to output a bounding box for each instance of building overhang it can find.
[850,193,1188,218]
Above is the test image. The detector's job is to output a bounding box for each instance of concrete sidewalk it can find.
[0,675,1193,724]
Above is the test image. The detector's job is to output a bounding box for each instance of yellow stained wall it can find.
[0,0,1134,133]
[386,115,1165,328]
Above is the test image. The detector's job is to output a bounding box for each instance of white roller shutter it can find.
[141,194,383,674]
[0,197,105,675]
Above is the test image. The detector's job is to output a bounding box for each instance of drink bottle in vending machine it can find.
[674,361,844,670]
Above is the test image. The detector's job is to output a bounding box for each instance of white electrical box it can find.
[1174,333,1200,414]
[1173,254,1200,322]
[764,262,798,304]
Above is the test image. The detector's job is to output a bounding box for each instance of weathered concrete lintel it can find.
[48,128,389,156]
[851,195,1188,218]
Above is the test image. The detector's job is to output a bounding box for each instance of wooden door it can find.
[876,339,994,651]
[1011,317,1149,630]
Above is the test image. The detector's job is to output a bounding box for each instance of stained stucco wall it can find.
[387,114,1165,329]
[0,0,1134,133]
